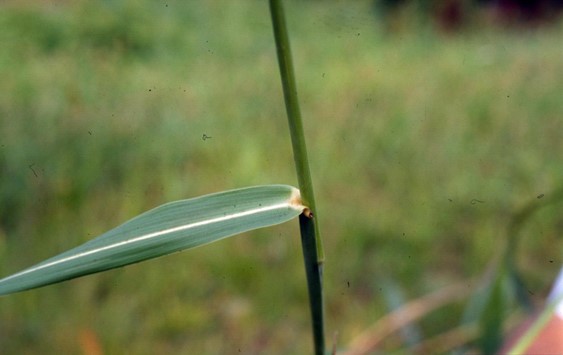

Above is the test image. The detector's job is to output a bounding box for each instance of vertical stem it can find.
[298,213,325,355]
[269,0,325,354]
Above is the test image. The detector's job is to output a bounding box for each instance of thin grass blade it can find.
[0,184,305,296]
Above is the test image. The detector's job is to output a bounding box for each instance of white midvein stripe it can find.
[1,201,297,283]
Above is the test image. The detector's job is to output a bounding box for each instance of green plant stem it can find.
[299,213,325,355]
[269,0,325,354]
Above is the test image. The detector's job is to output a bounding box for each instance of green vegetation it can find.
[0,185,305,296]
[269,0,325,353]
[1,0,562,353]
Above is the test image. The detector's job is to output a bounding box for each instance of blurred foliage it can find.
[0,0,562,353]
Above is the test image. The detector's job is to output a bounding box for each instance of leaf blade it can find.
[0,184,304,296]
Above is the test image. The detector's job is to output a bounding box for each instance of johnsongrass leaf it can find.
[0,184,306,296]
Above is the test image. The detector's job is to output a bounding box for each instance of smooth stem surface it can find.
[268,0,322,249]
[269,0,325,354]
[299,213,325,355]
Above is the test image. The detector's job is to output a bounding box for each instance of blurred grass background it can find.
[0,0,562,353]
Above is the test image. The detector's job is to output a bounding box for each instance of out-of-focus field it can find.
[0,0,562,353]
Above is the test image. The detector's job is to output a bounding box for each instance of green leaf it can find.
[462,264,520,354]
[0,184,305,296]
